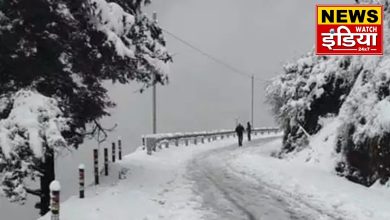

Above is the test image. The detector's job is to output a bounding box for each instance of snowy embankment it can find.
[230,119,390,220]
[38,133,278,220]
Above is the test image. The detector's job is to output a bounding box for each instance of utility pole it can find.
[152,74,157,134]
[251,75,254,127]
[152,12,158,134]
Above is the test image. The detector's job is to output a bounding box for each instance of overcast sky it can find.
[105,0,353,141]
[1,0,353,219]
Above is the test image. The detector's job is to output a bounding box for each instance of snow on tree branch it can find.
[266,0,390,185]
[0,90,69,202]
[88,0,171,77]
[89,0,136,58]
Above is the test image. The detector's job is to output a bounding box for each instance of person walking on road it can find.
[247,122,252,141]
[235,123,245,147]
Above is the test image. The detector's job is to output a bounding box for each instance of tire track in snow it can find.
[187,136,343,220]
[191,158,257,220]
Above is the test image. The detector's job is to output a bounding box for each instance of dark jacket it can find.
[247,123,252,133]
[235,124,245,136]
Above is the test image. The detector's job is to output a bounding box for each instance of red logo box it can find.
[316,5,383,55]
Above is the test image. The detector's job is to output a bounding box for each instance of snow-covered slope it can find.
[284,116,342,172]
[230,139,390,220]
[267,0,390,186]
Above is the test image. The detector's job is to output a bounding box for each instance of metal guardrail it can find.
[142,127,280,155]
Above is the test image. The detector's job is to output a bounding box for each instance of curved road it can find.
[187,137,341,220]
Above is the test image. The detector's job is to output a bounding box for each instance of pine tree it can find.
[267,0,390,186]
[0,0,171,215]
[266,52,360,155]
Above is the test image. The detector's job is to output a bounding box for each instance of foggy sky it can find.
[1,0,353,219]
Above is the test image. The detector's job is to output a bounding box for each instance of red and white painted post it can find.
[104,148,108,176]
[118,138,122,160]
[79,164,85,199]
[50,180,61,220]
[93,149,99,185]
[112,142,116,163]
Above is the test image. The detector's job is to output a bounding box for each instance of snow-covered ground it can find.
[37,134,254,220]
[231,139,390,220]
[39,132,390,220]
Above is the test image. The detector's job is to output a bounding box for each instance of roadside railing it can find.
[47,127,280,219]
[142,127,280,155]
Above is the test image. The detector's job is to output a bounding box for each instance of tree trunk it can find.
[39,147,55,216]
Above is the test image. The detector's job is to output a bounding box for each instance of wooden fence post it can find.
[50,180,60,220]
[93,149,99,185]
[79,164,85,199]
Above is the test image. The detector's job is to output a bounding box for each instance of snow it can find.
[286,116,342,172]
[231,139,390,220]
[36,133,390,220]
[38,133,279,220]
[87,0,170,76]
[0,90,69,201]
[0,95,10,114]
[266,0,390,185]
[90,0,135,58]
[143,128,278,139]
[0,90,68,158]
[79,164,85,170]
[50,180,61,191]
[375,100,390,131]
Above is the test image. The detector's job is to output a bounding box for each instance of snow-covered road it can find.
[40,133,390,220]
[188,137,338,220]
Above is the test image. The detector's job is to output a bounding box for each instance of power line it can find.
[161,27,269,82]
[155,21,272,128]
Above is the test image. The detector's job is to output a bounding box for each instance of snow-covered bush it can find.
[267,0,390,187]
[266,53,362,154]
[0,90,68,202]
[334,1,390,186]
